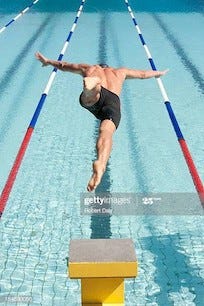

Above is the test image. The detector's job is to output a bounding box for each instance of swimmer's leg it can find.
[87,119,116,192]
[81,77,101,104]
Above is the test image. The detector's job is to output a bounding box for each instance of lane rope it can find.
[0,0,40,34]
[124,0,204,205]
[0,0,86,217]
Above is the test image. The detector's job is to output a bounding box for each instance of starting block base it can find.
[69,239,137,305]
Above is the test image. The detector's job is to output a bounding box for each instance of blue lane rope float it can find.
[0,0,40,34]
[0,0,86,217]
[124,0,204,204]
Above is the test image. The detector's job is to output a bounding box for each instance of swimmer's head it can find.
[99,63,109,68]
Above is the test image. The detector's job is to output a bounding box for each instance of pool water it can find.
[0,0,203,305]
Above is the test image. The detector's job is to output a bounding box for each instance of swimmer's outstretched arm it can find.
[35,52,90,75]
[119,68,169,79]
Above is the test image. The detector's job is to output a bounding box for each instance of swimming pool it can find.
[0,0,203,305]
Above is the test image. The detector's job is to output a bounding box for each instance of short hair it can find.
[99,63,109,68]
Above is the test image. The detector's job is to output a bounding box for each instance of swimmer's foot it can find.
[84,77,101,90]
[87,160,105,192]
[83,77,101,98]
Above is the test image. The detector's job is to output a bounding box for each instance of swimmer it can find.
[35,51,168,191]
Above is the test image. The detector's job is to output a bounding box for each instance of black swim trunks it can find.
[79,86,121,129]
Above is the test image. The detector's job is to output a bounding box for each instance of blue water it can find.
[0,0,204,305]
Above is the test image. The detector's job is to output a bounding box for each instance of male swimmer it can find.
[35,51,168,191]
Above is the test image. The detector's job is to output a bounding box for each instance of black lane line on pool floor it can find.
[90,13,112,240]
[152,13,204,95]
[0,15,53,144]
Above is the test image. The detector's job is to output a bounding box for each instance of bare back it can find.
[83,66,126,96]
[35,52,168,95]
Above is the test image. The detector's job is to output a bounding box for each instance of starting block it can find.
[69,239,137,305]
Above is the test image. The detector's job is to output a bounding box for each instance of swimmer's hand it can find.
[155,69,169,78]
[35,51,49,66]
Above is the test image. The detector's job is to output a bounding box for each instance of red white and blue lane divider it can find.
[124,0,204,205]
[0,0,86,217]
[0,0,40,34]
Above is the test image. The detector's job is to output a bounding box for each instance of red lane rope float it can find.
[0,128,34,213]
[124,0,204,205]
[0,0,86,218]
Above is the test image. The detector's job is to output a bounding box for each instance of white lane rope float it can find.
[0,0,40,34]
[0,0,86,216]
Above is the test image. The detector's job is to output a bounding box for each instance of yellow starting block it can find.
[69,239,137,305]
